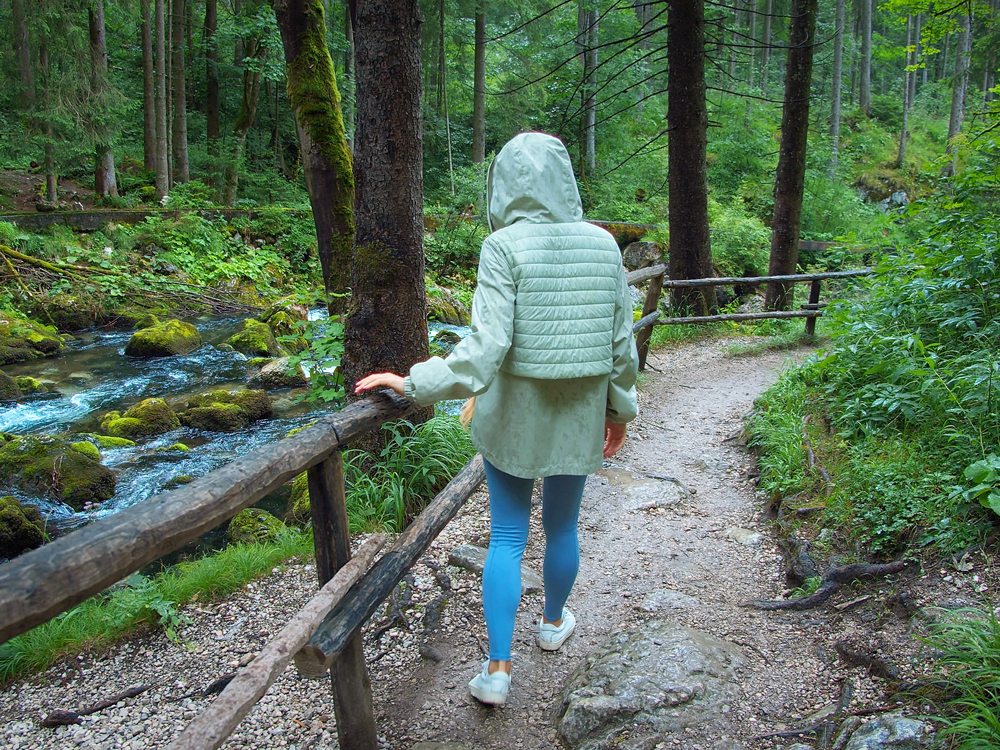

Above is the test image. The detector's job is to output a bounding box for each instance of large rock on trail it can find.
[124,319,202,357]
[0,314,64,365]
[178,389,273,432]
[448,544,544,595]
[0,434,115,511]
[834,714,935,750]
[0,495,46,559]
[557,620,745,750]
[100,398,180,439]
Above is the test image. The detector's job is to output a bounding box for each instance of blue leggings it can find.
[482,459,587,661]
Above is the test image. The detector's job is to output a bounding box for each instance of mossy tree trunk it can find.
[141,0,157,171]
[223,38,266,205]
[205,0,220,149]
[90,0,119,198]
[667,0,713,316]
[154,0,170,199]
[274,0,355,314]
[342,0,431,428]
[171,0,190,184]
[765,0,817,311]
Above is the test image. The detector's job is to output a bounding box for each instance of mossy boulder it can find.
[14,376,47,395]
[161,442,190,453]
[260,303,309,354]
[429,329,462,357]
[33,294,103,332]
[0,371,21,401]
[124,319,202,358]
[132,313,161,330]
[427,286,470,326]
[100,398,180,438]
[0,435,116,510]
[178,389,273,432]
[70,441,101,461]
[163,475,194,490]
[284,472,311,526]
[225,319,284,358]
[0,496,46,559]
[227,508,286,545]
[0,314,65,365]
[79,433,136,449]
[251,357,309,388]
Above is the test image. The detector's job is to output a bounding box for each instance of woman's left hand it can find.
[354,372,405,396]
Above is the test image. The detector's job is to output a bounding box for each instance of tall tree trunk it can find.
[943,11,972,175]
[472,2,486,164]
[940,30,949,81]
[436,0,445,113]
[729,0,741,80]
[634,0,650,114]
[911,13,920,103]
[581,4,598,176]
[667,0,713,316]
[142,0,156,171]
[761,0,772,93]
[342,0,430,429]
[748,0,757,87]
[859,0,871,116]
[39,42,57,203]
[172,0,189,184]
[12,0,35,107]
[274,0,355,315]
[90,0,118,198]
[234,0,244,65]
[765,0,817,311]
[166,0,173,187]
[895,14,912,168]
[223,39,266,204]
[830,0,844,173]
[155,0,168,197]
[205,0,220,148]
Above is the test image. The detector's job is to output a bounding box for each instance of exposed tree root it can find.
[40,683,155,727]
[835,640,899,680]
[751,561,906,611]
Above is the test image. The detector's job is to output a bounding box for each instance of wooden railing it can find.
[0,261,872,748]
[625,264,873,369]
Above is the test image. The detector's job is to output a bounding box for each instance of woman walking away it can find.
[354,131,639,706]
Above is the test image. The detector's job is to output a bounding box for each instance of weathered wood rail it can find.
[624,265,873,369]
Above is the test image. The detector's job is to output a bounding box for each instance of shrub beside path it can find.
[0,340,941,749]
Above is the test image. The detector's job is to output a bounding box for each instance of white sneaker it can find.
[537,608,576,651]
[468,661,510,706]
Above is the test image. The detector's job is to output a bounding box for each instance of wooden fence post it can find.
[635,270,665,371]
[805,279,821,335]
[308,452,379,750]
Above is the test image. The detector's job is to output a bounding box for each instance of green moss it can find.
[70,441,101,461]
[247,357,272,367]
[13,376,45,395]
[225,319,283,358]
[163,475,194,490]
[80,434,136,449]
[179,389,273,432]
[133,314,161,330]
[0,371,21,401]
[100,398,180,438]
[284,472,311,526]
[0,435,115,511]
[227,508,286,545]
[0,314,65,365]
[163,443,190,452]
[124,319,203,358]
[0,496,46,559]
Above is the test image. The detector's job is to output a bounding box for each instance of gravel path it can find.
[0,338,968,749]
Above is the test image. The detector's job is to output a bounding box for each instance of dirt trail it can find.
[1,339,923,750]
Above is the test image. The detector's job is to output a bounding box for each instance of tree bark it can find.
[141,0,156,171]
[895,14,912,168]
[154,0,169,198]
[172,0,189,184]
[761,0,772,93]
[667,0,713,316]
[12,0,35,107]
[829,0,844,173]
[765,0,817,311]
[223,39,266,204]
[274,0,356,314]
[943,11,972,176]
[39,42,58,203]
[859,0,871,116]
[90,0,118,198]
[472,2,486,164]
[344,2,355,151]
[205,0,220,147]
[342,0,431,429]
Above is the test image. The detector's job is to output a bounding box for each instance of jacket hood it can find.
[487,132,583,231]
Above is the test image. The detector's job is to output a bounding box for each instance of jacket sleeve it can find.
[606,263,639,424]
[403,237,515,406]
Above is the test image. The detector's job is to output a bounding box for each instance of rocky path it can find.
[0,339,938,750]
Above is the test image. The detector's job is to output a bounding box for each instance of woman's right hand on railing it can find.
[354,372,405,396]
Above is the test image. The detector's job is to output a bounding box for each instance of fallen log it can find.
[751,561,906,611]
[166,532,385,750]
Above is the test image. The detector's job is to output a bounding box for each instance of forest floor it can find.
[0,336,989,750]
[0,171,97,212]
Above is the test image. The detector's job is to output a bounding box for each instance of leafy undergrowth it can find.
[0,528,313,684]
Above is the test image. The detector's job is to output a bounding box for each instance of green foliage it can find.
[344,416,476,532]
[424,215,488,280]
[0,528,312,682]
[162,180,220,209]
[707,198,770,277]
[746,372,810,501]
[282,317,345,403]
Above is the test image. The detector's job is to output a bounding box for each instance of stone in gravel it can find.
[623,479,687,511]
[448,544,543,594]
[696,455,731,472]
[557,620,745,749]
[724,527,763,546]
[639,589,700,612]
[835,714,935,750]
[411,744,469,750]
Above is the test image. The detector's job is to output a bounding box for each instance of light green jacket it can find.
[404,132,639,478]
